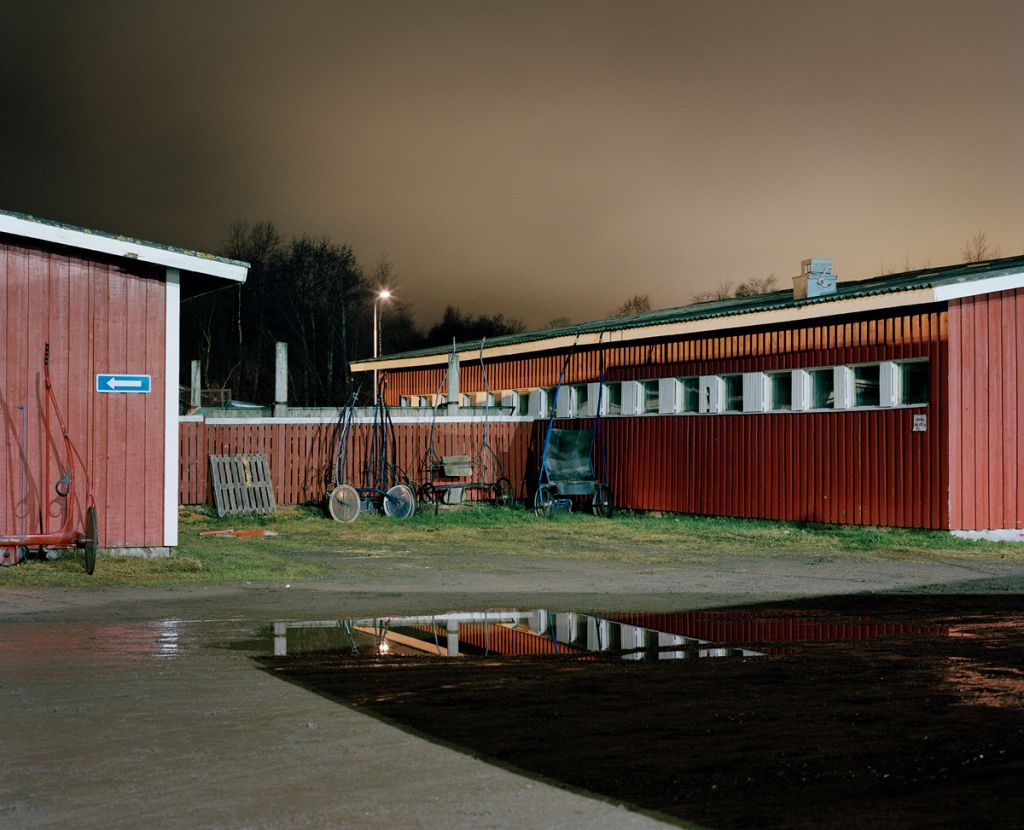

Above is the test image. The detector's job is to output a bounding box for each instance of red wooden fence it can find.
[179,418,534,508]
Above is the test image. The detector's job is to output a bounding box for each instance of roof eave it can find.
[0,212,248,282]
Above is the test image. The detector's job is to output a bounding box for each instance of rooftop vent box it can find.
[793,258,837,299]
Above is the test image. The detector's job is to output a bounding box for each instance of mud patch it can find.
[259,595,1024,829]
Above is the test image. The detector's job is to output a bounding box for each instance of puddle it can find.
[268,609,764,661]
[259,597,1024,830]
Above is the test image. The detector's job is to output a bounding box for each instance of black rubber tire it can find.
[327,484,361,523]
[592,484,613,518]
[84,505,98,575]
[383,484,417,519]
[493,477,516,509]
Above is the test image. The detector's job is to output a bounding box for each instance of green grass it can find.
[1,503,1020,589]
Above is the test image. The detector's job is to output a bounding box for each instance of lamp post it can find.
[372,288,392,400]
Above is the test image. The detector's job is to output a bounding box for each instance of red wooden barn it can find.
[353,256,1024,533]
[1,210,247,555]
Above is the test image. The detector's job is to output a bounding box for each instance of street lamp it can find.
[372,288,392,399]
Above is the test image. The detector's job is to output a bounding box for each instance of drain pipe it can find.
[18,404,26,535]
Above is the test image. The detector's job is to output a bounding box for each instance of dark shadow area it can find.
[257,594,1024,829]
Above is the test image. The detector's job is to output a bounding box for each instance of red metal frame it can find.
[0,345,89,551]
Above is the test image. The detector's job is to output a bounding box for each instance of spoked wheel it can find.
[419,484,441,515]
[83,505,99,574]
[592,484,613,518]
[383,484,417,519]
[327,484,361,523]
[534,487,553,518]
[493,477,516,509]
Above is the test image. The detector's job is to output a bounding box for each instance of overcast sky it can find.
[2,0,1021,327]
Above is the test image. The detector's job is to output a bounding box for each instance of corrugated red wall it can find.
[948,289,1024,530]
[1,237,167,547]
[383,309,946,398]
[375,307,949,528]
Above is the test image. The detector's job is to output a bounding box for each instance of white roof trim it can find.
[931,270,1024,302]
[0,213,248,282]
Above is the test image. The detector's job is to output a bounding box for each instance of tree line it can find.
[180,221,524,407]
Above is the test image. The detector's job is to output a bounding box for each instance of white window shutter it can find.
[833,366,853,410]
[659,378,682,414]
[743,372,769,413]
[621,381,643,416]
[556,387,574,418]
[528,389,548,418]
[791,370,810,411]
[586,383,607,417]
[699,376,724,414]
[879,361,898,407]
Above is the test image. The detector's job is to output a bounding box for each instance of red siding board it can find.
[0,238,167,548]
[946,289,1024,529]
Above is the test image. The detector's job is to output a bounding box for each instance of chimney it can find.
[793,258,837,299]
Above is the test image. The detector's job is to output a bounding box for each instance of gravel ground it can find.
[2,545,1023,829]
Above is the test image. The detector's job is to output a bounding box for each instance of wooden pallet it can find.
[209,454,277,518]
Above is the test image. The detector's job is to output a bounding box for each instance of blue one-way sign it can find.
[96,374,152,393]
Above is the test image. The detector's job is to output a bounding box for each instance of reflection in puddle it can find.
[260,601,1024,830]
[272,610,764,660]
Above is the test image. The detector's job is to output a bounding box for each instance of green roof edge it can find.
[359,254,1024,364]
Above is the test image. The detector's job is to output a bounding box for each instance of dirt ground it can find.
[2,544,1024,829]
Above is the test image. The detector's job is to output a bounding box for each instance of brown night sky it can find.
[1,0,1021,327]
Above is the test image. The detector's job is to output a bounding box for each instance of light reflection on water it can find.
[270,610,764,661]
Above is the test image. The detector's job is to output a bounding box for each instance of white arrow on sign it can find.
[97,373,152,393]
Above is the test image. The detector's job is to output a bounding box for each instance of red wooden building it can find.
[1,210,247,554]
[352,256,1024,532]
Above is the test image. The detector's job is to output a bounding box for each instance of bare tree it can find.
[962,230,997,263]
[734,274,777,297]
[609,293,651,317]
[690,281,733,303]
[546,315,572,328]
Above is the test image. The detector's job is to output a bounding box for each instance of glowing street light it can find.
[372,288,393,398]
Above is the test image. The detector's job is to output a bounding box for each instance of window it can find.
[810,368,834,409]
[681,377,699,412]
[572,384,589,417]
[606,382,622,416]
[853,365,880,407]
[723,374,743,412]
[769,372,791,411]
[516,393,530,416]
[899,361,929,405]
[641,380,659,414]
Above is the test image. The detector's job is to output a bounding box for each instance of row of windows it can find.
[400,360,930,418]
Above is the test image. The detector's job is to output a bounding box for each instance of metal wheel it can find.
[327,484,361,523]
[534,487,553,518]
[84,505,98,574]
[592,484,613,518]
[419,484,441,515]
[493,476,516,509]
[383,484,416,519]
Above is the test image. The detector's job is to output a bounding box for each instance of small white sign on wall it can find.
[913,414,927,432]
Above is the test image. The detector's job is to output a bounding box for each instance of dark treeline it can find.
[180,222,524,406]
